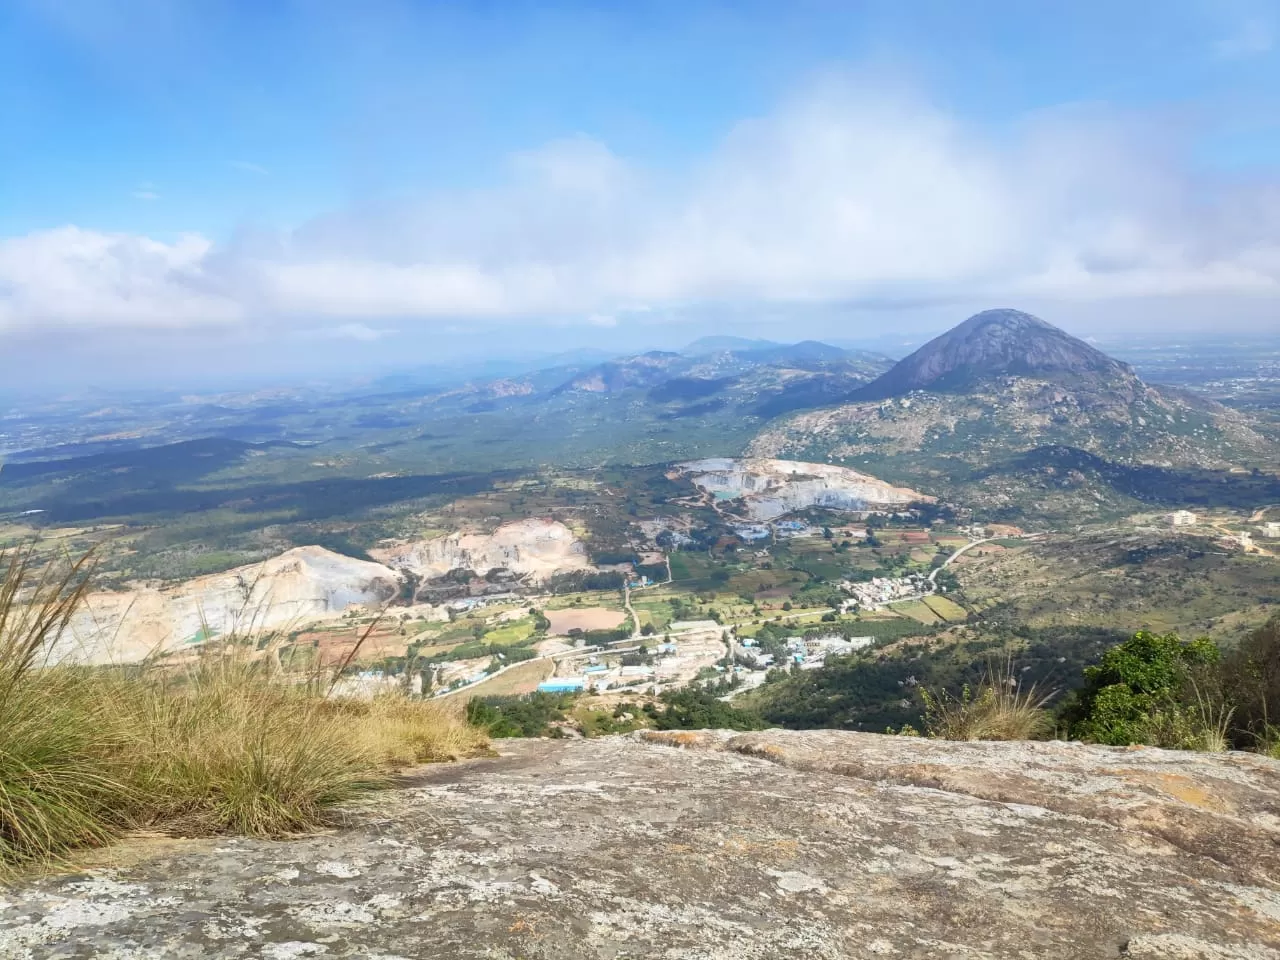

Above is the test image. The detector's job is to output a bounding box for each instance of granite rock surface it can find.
[2,729,1278,959]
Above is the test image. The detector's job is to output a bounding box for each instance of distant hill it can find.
[550,343,891,415]
[682,335,781,355]
[750,308,1280,524]
[856,309,1138,400]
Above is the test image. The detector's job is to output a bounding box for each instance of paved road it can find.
[928,536,997,583]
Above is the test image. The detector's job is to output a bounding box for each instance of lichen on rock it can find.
[2,730,1278,958]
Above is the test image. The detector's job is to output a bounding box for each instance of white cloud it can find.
[229,160,270,176]
[2,81,1279,336]
[0,227,241,332]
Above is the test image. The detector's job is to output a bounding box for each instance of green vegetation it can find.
[1062,631,1222,747]
[642,687,765,731]
[466,693,576,738]
[746,625,1125,732]
[921,595,969,622]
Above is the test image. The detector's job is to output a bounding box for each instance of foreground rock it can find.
[3,730,1279,959]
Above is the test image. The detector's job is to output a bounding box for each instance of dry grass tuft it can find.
[0,546,488,877]
[923,656,1056,742]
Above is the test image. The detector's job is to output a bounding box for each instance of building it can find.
[1169,510,1197,527]
[538,678,587,693]
[1261,521,1280,539]
[803,634,876,657]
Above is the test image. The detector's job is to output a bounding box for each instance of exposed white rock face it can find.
[676,458,931,520]
[371,519,589,581]
[60,546,401,665]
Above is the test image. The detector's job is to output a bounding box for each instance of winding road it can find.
[928,537,997,584]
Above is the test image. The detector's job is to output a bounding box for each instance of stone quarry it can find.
[62,546,401,665]
[52,520,592,665]
[371,518,590,581]
[676,458,931,520]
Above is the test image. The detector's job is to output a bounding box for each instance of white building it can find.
[1169,510,1197,527]
[1261,521,1280,539]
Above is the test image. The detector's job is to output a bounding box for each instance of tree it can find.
[1066,631,1220,746]
[1220,616,1280,748]
[646,687,764,731]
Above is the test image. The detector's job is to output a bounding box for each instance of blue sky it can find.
[1,0,1278,387]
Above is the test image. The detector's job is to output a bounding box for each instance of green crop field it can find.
[892,600,942,624]
[922,595,969,622]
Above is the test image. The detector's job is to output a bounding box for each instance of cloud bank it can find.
[2,83,1278,336]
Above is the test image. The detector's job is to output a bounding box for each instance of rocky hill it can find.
[548,341,891,418]
[4,729,1278,958]
[856,307,1138,399]
[750,309,1279,523]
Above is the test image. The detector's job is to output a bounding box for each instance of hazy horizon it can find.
[3,1,1279,390]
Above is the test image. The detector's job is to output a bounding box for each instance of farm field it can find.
[921,595,969,622]
[891,599,941,624]
[455,658,555,698]
[545,608,627,635]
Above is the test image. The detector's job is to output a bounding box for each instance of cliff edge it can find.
[3,730,1278,959]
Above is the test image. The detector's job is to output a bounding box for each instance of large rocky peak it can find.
[4,729,1278,958]
[861,308,1138,399]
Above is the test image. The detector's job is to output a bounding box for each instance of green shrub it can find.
[1220,616,1280,747]
[466,692,573,738]
[644,687,764,731]
[1065,630,1223,747]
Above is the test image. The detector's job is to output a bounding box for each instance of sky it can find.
[1,0,1278,389]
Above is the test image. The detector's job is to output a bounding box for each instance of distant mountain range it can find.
[8,310,1278,528]
[546,340,892,418]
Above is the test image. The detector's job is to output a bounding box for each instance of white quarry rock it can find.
[60,546,401,665]
[371,518,589,581]
[676,457,932,520]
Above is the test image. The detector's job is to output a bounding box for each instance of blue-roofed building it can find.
[538,678,587,693]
